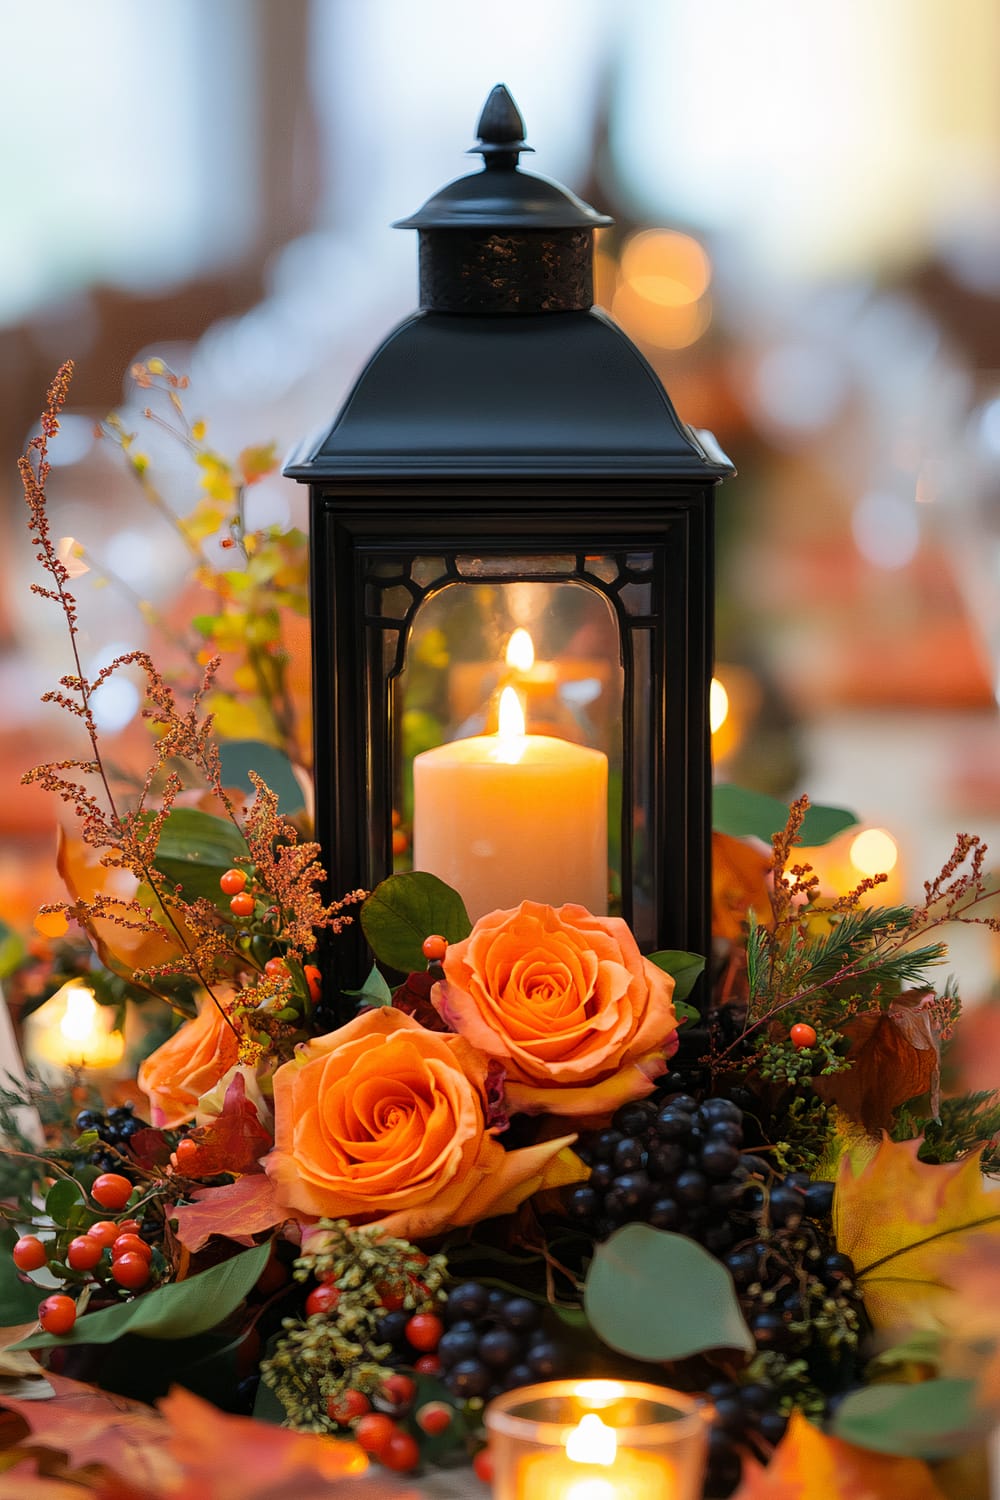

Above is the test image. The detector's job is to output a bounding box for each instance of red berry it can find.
[92,1173,133,1211]
[174,1137,200,1170]
[117,1219,142,1236]
[219,869,247,895]
[376,1282,405,1312]
[416,1400,454,1436]
[382,1430,421,1472]
[405,1312,444,1352]
[421,933,448,962]
[229,892,255,918]
[112,1234,152,1263]
[66,1235,104,1271]
[381,1373,417,1409]
[790,1023,818,1050]
[264,957,287,978]
[473,1447,494,1484]
[38,1294,77,1335]
[87,1221,122,1249]
[111,1252,151,1290]
[304,964,322,1003]
[12,1235,47,1272]
[305,1282,340,1317]
[354,1412,398,1457]
[414,1354,441,1376]
[326,1388,371,1425]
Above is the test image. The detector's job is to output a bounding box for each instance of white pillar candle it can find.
[413,688,607,921]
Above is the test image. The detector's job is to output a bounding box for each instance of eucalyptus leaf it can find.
[151,807,249,905]
[0,919,25,981]
[831,1377,986,1459]
[361,872,472,974]
[584,1224,753,1361]
[44,1177,84,1224]
[713,784,857,846]
[647,950,705,1001]
[218,740,306,815]
[344,964,394,1008]
[673,998,700,1028]
[12,1240,270,1349]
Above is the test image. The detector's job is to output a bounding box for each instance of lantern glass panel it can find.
[370,560,628,917]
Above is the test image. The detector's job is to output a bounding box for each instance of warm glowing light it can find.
[620,229,712,304]
[506,628,536,672]
[565,1414,617,1467]
[28,980,125,1072]
[710,677,729,734]
[850,828,899,878]
[611,281,712,350]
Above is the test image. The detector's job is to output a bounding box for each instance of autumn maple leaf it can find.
[731,1411,949,1500]
[833,1136,1000,1333]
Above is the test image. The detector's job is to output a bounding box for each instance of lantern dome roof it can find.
[393,84,613,232]
[284,308,733,481]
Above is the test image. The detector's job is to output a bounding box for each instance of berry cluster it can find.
[12,1169,157,1336]
[436,1280,570,1406]
[704,1376,790,1494]
[567,1094,751,1252]
[75,1103,149,1173]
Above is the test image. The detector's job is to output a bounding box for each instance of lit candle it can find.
[413,687,607,921]
[485,1380,707,1500]
[519,1412,674,1499]
[23,980,125,1080]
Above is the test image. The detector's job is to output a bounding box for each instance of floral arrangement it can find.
[1,363,999,1500]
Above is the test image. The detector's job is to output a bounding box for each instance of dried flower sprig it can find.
[20,364,357,1054]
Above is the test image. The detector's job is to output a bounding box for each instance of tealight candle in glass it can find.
[484,1379,708,1500]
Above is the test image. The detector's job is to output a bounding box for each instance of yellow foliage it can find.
[833,1136,1000,1334]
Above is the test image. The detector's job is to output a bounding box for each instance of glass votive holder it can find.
[484,1378,709,1500]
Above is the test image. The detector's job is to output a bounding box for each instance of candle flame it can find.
[565,1413,617,1467]
[497,685,526,740]
[506,628,535,672]
[60,985,102,1044]
[709,677,729,734]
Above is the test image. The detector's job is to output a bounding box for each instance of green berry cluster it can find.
[755,1026,846,1086]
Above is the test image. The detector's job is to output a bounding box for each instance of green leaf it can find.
[218,740,305,815]
[12,1240,270,1349]
[151,807,249,905]
[583,1224,753,1361]
[673,998,700,1028]
[344,964,394,1008]
[831,1377,987,1459]
[45,1177,84,1224]
[647,950,705,1001]
[0,1226,47,1324]
[361,872,471,974]
[713,785,858,846]
[0,919,25,981]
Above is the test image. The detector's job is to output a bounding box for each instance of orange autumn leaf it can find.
[172,1071,271,1177]
[56,827,184,977]
[731,1411,949,1500]
[815,1003,939,1134]
[172,1171,287,1253]
[833,1136,1000,1334]
[0,1372,178,1492]
[0,1463,91,1500]
[157,1386,366,1497]
[712,831,771,942]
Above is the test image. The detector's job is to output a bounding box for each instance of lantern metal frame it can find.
[286,87,734,994]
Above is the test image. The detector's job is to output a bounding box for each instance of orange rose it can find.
[434,902,678,1117]
[137,997,241,1128]
[263,1007,586,1240]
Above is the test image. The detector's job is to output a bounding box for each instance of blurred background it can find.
[2,0,999,1006]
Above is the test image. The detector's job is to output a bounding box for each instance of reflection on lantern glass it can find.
[392,575,624,911]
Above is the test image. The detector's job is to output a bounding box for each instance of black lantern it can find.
[286,85,733,990]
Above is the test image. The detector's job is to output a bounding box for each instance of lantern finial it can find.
[472,84,533,168]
